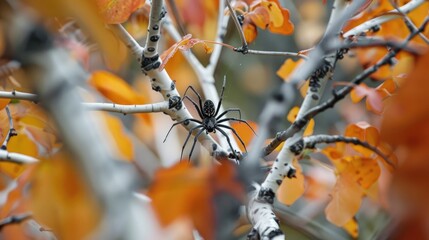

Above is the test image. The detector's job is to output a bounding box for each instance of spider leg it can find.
[216,108,242,120]
[214,76,226,117]
[180,125,204,160]
[217,124,247,152]
[163,119,203,143]
[183,86,204,115]
[217,118,256,135]
[215,126,239,160]
[184,96,203,119]
[188,127,206,160]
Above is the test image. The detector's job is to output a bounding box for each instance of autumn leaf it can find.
[231,121,258,152]
[96,0,145,24]
[147,162,244,240]
[343,217,359,238]
[100,113,134,161]
[276,159,305,206]
[276,58,305,81]
[160,34,213,70]
[243,20,258,43]
[88,70,147,104]
[325,173,363,227]
[344,122,380,157]
[30,152,102,240]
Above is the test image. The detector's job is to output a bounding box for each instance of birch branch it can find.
[83,101,169,114]
[0,90,38,102]
[0,150,39,164]
[163,14,242,155]
[343,0,426,38]
[206,0,228,75]
[4,11,154,238]
[262,16,429,157]
[111,0,235,161]
[245,1,365,239]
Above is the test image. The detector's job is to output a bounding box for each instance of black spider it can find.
[163,78,256,160]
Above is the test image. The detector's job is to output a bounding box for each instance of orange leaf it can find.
[30,152,102,240]
[160,34,213,70]
[96,0,145,24]
[248,6,270,29]
[267,0,294,35]
[0,99,9,111]
[243,21,258,43]
[231,121,258,152]
[342,156,380,189]
[276,58,304,81]
[325,173,363,226]
[100,113,134,161]
[88,70,146,104]
[148,162,244,240]
[344,122,380,156]
[261,1,283,28]
[276,159,305,205]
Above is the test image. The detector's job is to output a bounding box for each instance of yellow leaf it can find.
[343,218,359,238]
[261,1,283,28]
[89,71,146,104]
[100,113,134,161]
[276,159,305,205]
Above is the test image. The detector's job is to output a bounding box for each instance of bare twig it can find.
[225,0,248,53]
[0,150,38,164]
[246,49,308,59]
[289,135,395,168]
[1,106,17,150]
[206,0,228,75]
[0,90,38,102]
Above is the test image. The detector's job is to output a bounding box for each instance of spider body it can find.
[163,78,256,161]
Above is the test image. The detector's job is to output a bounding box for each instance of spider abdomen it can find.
[203,100,216,117]
[203,117,217,132]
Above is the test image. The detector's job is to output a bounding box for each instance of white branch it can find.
[83,101,169,114]
[0,150,39,164]
[206,0,228,75]
[344,0,426,38]
[0,90,38,101]
[109,24,144,61]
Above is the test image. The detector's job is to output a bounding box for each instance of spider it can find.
[163,78,256,160]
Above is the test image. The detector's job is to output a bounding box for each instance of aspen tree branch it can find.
[246,49,309,59]
[0,90,38,102]
[245,1,365,239]
[0,150,39,164]
[3,10,154,238]
[113,0,236,161]
[262,17,429,157]
[0,212,32,230]
[206,0,228,75]
[289,135,395,167]
[343,0,426,38]
[1,106,17,149]
[163,14,242,154]
[83,101,169,114]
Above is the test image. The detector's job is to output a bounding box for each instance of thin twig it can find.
[1,106,17,150]
[290,134,395,168]
[0,90,38,102]
[166,0,187,36]
[389,0,429,44]
[246,49,308,59]
[225,0,248,52]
